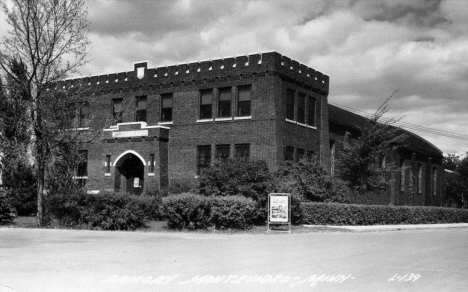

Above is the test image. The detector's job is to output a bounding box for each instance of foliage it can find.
[301,202,468,225]
[0,189,16,225]
[338,95,405,204]
[443,153,468,207]
[46,192,157,230]
[162,193,212,230]
[162,193,257,230]
[0,0,92,226]
[2,162,37,216]
[273,159,352,203]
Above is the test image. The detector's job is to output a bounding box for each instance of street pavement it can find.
[1,226,468,292]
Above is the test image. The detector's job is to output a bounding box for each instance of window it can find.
[218,88,231,117]
[296,148,305,161]
[400,160,406,192]
[76,150,88,177]
[200,89,213,119]
[284,146,294,161]
[79,102,90,127]
[432,167,437,196]
[135,96,147,122]
[307,96,316,127]
[237,85,251,116]
[105,155,111,173]
[417,163,423,194]
[196,145,211,174]
[112,98,123,124]
[215,144,230,160]
[149,154,155,173]
[286,89,295,120]
[234,144,250,160]
[297,93,306,124]
[161,93,173,122]
[379,154,386,168]
[306,150,315,161]
[330,140,336,176]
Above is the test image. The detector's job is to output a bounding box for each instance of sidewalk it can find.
[303,223,468,232]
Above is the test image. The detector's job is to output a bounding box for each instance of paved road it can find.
[0,227,467,292]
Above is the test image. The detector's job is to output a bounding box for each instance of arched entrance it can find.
[114,151,145,195]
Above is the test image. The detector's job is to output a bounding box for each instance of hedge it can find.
[163,193,257,230]
[0,190,16,225]
[302,202,468,225]
[46,192,161,230]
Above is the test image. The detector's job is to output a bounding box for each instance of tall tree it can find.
[0,0,91,225]
[338,95,406,204]
[443,153,468,207]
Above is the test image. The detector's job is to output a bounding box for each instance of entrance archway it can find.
[114,151,145,195]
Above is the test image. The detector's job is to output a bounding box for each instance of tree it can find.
[443,153,468,208]
[338,95,405,204]
[0,0,91,225]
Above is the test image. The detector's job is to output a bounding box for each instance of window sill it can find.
[158,121,173,125]
[234,116,252,120]
[197,118,214,123]
[215,117,232,121]
[285,119,317,130]
[285,118,296,124]
[72,176,88,179]
[148,173,155,176]
[306,125,317,130]
[71,127,90,131]
[104,173,111,177]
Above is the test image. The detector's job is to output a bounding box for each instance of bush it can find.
[163,193,258,230]
[273,159,352,203]
[209,196,257,230]
[46,191,156,230]
[163,193,211,229]
[302,202,468,225]
[2,163,37,216]
[0,189,16,225]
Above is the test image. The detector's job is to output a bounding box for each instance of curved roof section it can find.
[328,104,443,158]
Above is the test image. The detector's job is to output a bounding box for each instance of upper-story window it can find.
[112,98,123,124]
[200,89,213,119]
[297,93,306,124]
[237,85,251,117]
[286,89,295,120]
[79,102,90,128]
[218,88,232,117]
[161,93,173,122]
[308,96,316,127]
[135,96,147,122]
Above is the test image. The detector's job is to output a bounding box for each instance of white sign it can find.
[134,177,140,188]
[269,195,289,223]
[112,130,148,138]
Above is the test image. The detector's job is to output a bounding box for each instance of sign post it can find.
[267,193,291,233]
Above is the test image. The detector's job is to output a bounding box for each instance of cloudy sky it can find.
[2,0,468,155]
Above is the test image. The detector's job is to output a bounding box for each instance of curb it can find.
[303,223,468,232]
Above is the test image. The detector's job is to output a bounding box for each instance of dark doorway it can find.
[114,153,144,195]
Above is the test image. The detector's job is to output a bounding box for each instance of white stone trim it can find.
[104,122,169,131]
[148,173,155,177]
[158,121,173,125]
[197,118,214,123]
[215,117,232,121]
[234,116,252,120]
[104,173,111,177]
[113,150,147,167]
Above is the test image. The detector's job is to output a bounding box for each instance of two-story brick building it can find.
[62,51,444,206]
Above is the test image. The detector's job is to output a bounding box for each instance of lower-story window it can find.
[296,148,305,161]
[197,145,211,174]
[215,144,230,161]
[284,146,294,161]
[234,143,250,160]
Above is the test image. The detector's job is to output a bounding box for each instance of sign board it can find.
[133,177,140,188]
[267,193,291,233]
[112,130,148,138]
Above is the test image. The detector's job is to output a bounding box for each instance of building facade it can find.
[63,51,444,206]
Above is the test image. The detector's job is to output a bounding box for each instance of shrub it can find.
[209,196,257,230]
[163,193,258,230]
[273,159,352,203]
[302,202,468,225]
[2,163,37,216]
[0,189,16,225]
[46,191,153,230]
[162,193,211,230]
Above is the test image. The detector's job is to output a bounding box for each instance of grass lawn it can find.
[6,216,351,234]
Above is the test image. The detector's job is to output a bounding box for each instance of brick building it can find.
[63,51,444,206]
